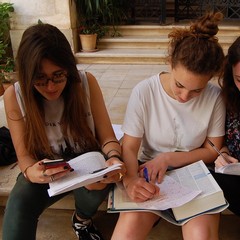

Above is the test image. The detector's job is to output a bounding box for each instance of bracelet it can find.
[106,149,121,157]
[23,165,33,182]
[221,151,229,155]
[107,154,122,161]
[102,140,120,149]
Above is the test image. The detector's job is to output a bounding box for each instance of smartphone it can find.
[42,159,70,169]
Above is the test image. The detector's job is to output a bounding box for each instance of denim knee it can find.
[73,184,112,218]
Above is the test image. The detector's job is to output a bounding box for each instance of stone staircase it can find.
[75,23,240,65]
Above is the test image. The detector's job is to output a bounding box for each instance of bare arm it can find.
[141,136,224,183]
[215,146,238,168]
[87,72,126,186]
[121,134,159,202]
[4,86,71,183]
[4,85,35,172]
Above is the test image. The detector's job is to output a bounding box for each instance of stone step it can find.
[98,35,238,50]
[75,24,240,65]
[109,24,240,37]
[75,48,167,65]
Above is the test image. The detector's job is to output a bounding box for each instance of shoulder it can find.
[133,73,160,94]
[77,70,97,86]
[3,84,16,104]
[206,82,221,93]
[203,82,222,99]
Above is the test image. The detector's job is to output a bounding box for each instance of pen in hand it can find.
[143,167,149,182]
[207,139,230,163]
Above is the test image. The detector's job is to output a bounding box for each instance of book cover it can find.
[108,160,228,225]
[48,151,122,197]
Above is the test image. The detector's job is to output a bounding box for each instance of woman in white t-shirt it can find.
[112,12,225,240]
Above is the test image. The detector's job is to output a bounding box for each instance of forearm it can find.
[122,149,139,188]
[160,147,219,168]
[17,155,38,173]
[219,146,230,155]
[101,139,121,160]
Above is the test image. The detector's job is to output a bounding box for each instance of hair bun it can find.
[190,12,223,39]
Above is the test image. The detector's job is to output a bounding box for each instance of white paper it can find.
[168,160,221,198]
[215,163,240,176]
[137,175,201,210]
[48,151,122,196]
[112,124,123,141]
[112,175,201,211]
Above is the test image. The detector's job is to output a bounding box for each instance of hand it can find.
[124,176,159,202]
[215,154,238,169]
[139,153,168,183]
[100,157,126,184]
[24,159,73,183]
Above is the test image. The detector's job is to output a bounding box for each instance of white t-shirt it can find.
[122,73,226,162]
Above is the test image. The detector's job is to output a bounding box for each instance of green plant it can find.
[0,41,7,59]
[74,0,129,39]
[1,57,15,72]
[0,2,14,63]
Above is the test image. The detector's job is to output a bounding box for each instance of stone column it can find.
[3,0,78,57]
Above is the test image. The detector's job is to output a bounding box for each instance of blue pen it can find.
[143,167,149,182]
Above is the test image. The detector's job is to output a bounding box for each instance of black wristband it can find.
[221,151,229,155]
[107,154,122,161]
[102,140,120,149]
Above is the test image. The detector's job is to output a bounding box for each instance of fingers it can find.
[100,171,125,184]
[101,164,126,183]
[215,155,238,169]
[139,167,165,184]
[127,178,159,202]
[39,163,73,183]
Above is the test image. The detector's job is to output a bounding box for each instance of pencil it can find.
[207,139,229,162]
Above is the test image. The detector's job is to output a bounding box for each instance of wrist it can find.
[23,165,33,182]
[107,154,122,161]
[220,151,229,156]
[122,176,136,189]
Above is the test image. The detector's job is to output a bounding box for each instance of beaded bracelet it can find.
[102,140,120,149]
[108,154,122,161]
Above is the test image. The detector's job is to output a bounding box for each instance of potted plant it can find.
[75,0,108,52]
[74,0,128,52]
[78,22,107,52]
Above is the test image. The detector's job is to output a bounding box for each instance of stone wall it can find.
[0,0,78,57]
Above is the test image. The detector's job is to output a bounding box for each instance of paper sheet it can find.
[115,175,201,211]
[215,163,240,176]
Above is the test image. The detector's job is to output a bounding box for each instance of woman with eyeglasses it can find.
[2,23,125,240]
[112,12,225,240]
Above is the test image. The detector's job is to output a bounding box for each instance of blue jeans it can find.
[2,173,111,240]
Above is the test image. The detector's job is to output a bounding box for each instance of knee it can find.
[182,215,219,240]
[112,212,158,240]
[185,228,218,240]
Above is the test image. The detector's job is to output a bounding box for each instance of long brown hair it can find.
[16,23,99,159]
[168,12,224,76]
[219,37,240,113]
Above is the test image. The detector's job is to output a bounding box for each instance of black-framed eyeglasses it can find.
[33,70,68,87]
